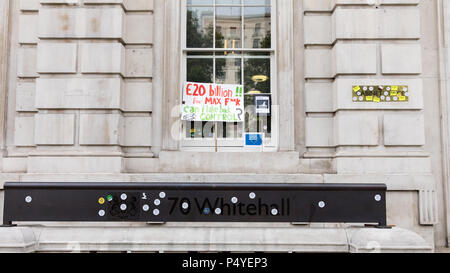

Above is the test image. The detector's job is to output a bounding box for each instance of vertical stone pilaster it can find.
[162,0,181,151]
[277,0,296,151]
[151,0,165,157]
[0,0,10,159]
[438,0,450,246]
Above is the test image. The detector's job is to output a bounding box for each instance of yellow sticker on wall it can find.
[352,85,408,103]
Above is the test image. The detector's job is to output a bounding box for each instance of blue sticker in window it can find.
[245,133,263,146]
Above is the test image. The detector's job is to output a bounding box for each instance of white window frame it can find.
[180,0,278,152]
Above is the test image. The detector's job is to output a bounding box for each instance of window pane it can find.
[244,58,270,94]
[216,0,242,4]
[216,7,242,49]
[244,7,271,48]
[219,122,244,138]
[216,58,242,85]
[215,51,242,56]
[244,95,271,137]
[187,0,213,5]
[187,58,213,83]
[187,7,214,48]
[245,0,271,5]
[186,122,215,139]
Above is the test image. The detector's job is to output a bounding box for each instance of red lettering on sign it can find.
[199,85,206,96]
[186,83,193,96]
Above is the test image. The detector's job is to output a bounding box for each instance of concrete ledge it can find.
[348,227,433,253]
[0,227,36,253]
[0,225,433,253]
[32,226,349,253]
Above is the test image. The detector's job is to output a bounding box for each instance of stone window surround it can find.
[180,0,278,151]
[160,0,297,152]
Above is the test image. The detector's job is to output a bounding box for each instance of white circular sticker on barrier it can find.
[98,210,105,217]
[121,193,127,201]
[120,204,127,211]
[375,195,382,202]
[318,201,326,208]
[25,196,32,203]
[153,209,160,216]
[143,205,150,212]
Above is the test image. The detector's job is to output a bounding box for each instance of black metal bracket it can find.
[3,182,388,227]
[0,223,17,228]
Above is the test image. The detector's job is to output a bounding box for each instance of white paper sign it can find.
[182,82,245,122]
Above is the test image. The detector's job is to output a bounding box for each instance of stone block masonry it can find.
[11,0,155,173]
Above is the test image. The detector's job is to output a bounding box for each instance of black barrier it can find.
[2,182,387,227]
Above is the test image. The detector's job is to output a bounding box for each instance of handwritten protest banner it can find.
[182,82,244,122]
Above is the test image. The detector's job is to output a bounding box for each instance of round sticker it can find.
[318,201,326,208]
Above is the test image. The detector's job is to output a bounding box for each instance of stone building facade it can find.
[0,0,450,252]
